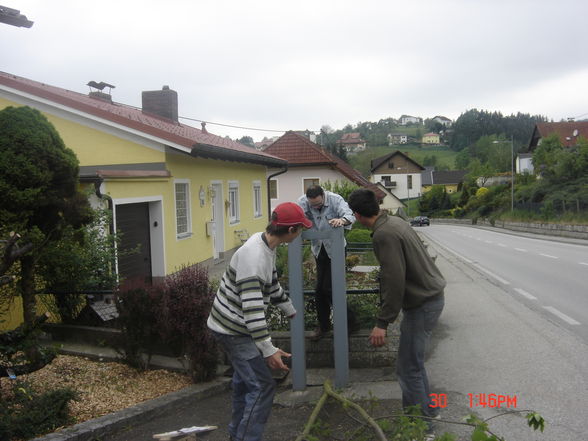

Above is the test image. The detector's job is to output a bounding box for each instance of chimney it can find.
[201,121,208,133]
[142,85,178,122]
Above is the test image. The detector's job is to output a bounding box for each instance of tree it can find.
[237,135,254,148]
[0,106,91,328]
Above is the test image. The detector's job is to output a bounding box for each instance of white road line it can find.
[497,243,507,247]
[485,240,493,244]
[539,253,558,259]
[514,288,537,300]
[515,248,527,252]
[473,264,510,285]
[543,306,581,325]
[580,262,588,266]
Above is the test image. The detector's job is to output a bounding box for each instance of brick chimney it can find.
[141,86,178,122]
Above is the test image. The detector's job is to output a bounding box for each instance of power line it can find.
[178,115,295,133]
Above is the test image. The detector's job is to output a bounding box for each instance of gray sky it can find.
[3,0,588,141]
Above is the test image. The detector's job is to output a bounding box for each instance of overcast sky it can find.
[3,0,588,141]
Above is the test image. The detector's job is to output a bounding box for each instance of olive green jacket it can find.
[371,213,446,329]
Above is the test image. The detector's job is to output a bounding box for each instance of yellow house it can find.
[0,72,287,328]
[422,132,440,145]
[421,170,467,194]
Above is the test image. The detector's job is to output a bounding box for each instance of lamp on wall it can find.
[199,186,205,207]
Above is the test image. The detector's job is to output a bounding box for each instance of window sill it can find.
[177,232,193,240]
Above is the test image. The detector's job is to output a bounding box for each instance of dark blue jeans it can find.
[211,331,276,441]
[396,295,444,418]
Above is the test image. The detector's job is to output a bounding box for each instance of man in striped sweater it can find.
[207,202,312,441]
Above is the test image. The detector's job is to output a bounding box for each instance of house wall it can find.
[371,157,423,200]
[267,166,350,211]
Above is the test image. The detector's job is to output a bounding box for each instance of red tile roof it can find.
[265,131,386,200]
[530,121,588,149]
[338,132,365,145]
[0,71,286,167]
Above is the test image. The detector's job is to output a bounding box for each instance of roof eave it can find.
[191,143,287,167]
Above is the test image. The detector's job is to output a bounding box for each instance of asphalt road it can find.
[420,224,588,342]
[421,227,588,441]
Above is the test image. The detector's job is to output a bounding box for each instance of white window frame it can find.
[174,179,192,239]
[302,177,320,193]
[253,181,262,218]
[228,181,240,224]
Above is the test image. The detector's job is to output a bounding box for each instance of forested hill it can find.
[320,109,549,152]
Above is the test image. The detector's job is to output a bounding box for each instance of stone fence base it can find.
[432,218,588,240]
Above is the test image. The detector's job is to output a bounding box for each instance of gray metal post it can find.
[287,228,349,390]
[329,227,349,388]
[287,235,306,391]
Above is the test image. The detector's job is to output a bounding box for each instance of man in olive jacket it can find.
[348,188,446,421]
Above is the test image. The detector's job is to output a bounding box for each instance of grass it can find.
[348,144,458,176]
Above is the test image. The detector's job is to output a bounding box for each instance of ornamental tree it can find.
[0,106,91,328]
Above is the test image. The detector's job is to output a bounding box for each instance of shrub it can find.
[114,265,218,382]
[159,264,218,382]
[345,229,372,243]
[0,381,77,440]
[114,280,163,369]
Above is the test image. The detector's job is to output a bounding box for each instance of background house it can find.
[517,153,534,174]
[387,133,409,145]
[0,72,286,288]
[263,131,392,210]
[421,170,467,194]
[399,115,422,125]
[528,121,588,150]
[432,115,452,127]
[422,132,441,145]
[370,151,425,201]
[337,132,367,153]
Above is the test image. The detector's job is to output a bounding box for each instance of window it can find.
[228,181,240,224]
[269,179,278,199]
[303,178,320,192]
[407,175,413,190]
[388,161,395,169]
[175,181,191,237]
[253,181,262,218]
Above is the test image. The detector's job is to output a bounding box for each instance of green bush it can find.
[345,229,372,243]
[0,381,77,440]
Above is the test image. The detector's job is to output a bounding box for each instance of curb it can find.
[31,378,230,441]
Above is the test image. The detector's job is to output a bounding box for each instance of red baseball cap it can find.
[271,202,312,228]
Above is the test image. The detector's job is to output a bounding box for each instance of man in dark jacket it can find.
[348,188,445,421]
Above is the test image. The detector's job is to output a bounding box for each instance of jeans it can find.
[211,331,276,441]
[396,294,444,418]
[315,245,357,332]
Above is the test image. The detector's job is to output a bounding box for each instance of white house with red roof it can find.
[337,132,367,153]
[263,131,405,214]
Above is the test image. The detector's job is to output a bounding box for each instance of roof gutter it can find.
[266,165,288,222]
[192,142,287,167]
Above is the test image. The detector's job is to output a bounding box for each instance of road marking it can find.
[515,248,527,252]
[485,240,493,244]
[514,288,537,300]
[473,264,510,285]
[497,243,507,247]
[580,262,588,266]
[543,306,581,325]
[539,253,558,259]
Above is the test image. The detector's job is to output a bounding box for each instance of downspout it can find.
[266,164,288,222]
[93,178,114,236]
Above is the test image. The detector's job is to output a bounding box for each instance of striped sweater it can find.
[207,232,296,357]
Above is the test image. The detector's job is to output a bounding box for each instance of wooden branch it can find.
[323,380,387,441]
[0,231,33,276]
[295,380,387,441]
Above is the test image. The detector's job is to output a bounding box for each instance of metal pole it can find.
[511,136,514,212]
[287,235,306,391]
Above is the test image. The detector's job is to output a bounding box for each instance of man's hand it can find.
[266,349,291,371]
[328,218,348,228]
[368,326,387,347]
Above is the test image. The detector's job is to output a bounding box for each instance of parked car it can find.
[410,216,430,226]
